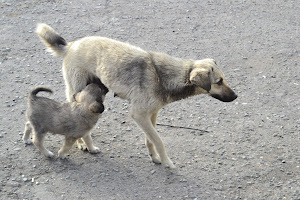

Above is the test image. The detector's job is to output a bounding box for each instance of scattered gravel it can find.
[0,0,299,199]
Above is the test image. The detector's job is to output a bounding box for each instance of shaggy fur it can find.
[23,84,107,158]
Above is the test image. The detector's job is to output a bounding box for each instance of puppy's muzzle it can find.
[95,103,105,113]
[89,102,105,113]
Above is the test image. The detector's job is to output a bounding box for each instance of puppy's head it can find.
[190,59,237,102]
[74,83,105,114]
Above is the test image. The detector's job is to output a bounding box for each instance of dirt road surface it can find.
[1,0,299,199]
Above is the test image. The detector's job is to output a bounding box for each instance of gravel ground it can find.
[1,0,299,199]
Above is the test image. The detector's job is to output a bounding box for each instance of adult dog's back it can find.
[36,23,237,168]
[36,23,155,104]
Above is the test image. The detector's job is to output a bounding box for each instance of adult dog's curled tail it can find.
[30,87,53,100]
[36,23,67,57]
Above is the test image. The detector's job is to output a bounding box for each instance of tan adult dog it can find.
[36,23,237,168]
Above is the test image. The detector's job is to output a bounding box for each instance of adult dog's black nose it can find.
[232,93,238,101]
[211,92,237,102]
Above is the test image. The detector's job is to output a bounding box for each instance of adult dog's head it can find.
[190,59,237,102]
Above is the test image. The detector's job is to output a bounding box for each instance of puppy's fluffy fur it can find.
[23,83,106,158]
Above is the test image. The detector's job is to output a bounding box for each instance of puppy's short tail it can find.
[30,87,53,100]
[36,23,67,57]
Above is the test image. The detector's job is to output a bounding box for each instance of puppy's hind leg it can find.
[23,121,33,144]
[81,133,100,154]
[58,136,77,158]
[131,110,175,168]
[32,129,54,158]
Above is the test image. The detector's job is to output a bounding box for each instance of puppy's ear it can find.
[73,94,77,102]
[74,93,81,103]
[189,68,211,92]
[89,102,104,113]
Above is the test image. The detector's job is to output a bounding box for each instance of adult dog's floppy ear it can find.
[89,102,105,113]
[189,68,211,92]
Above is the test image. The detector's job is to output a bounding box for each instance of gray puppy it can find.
[23,83,106,158]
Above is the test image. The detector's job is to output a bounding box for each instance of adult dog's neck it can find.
[149,51,197,103]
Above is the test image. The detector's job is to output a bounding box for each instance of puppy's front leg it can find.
[131,110,175,169]
[76,138,88,151]
[58,136,77,158]
[82,133,100,154]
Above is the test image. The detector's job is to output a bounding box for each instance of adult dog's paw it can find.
[88,147,100,154]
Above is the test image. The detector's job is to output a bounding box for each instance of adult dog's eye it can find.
[216,78,223,85]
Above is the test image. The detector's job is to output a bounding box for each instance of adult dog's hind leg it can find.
[23,121,33,144]
[131,110,175,168]
[63,65,93,150]
[63,65,91,102]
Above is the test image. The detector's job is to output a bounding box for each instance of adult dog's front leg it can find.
[145,111,161,164]
[145,138,161,164]
[131,111,175,168]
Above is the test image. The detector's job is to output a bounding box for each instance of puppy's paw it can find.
[77,140,88,151]
[88,147,100,154]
